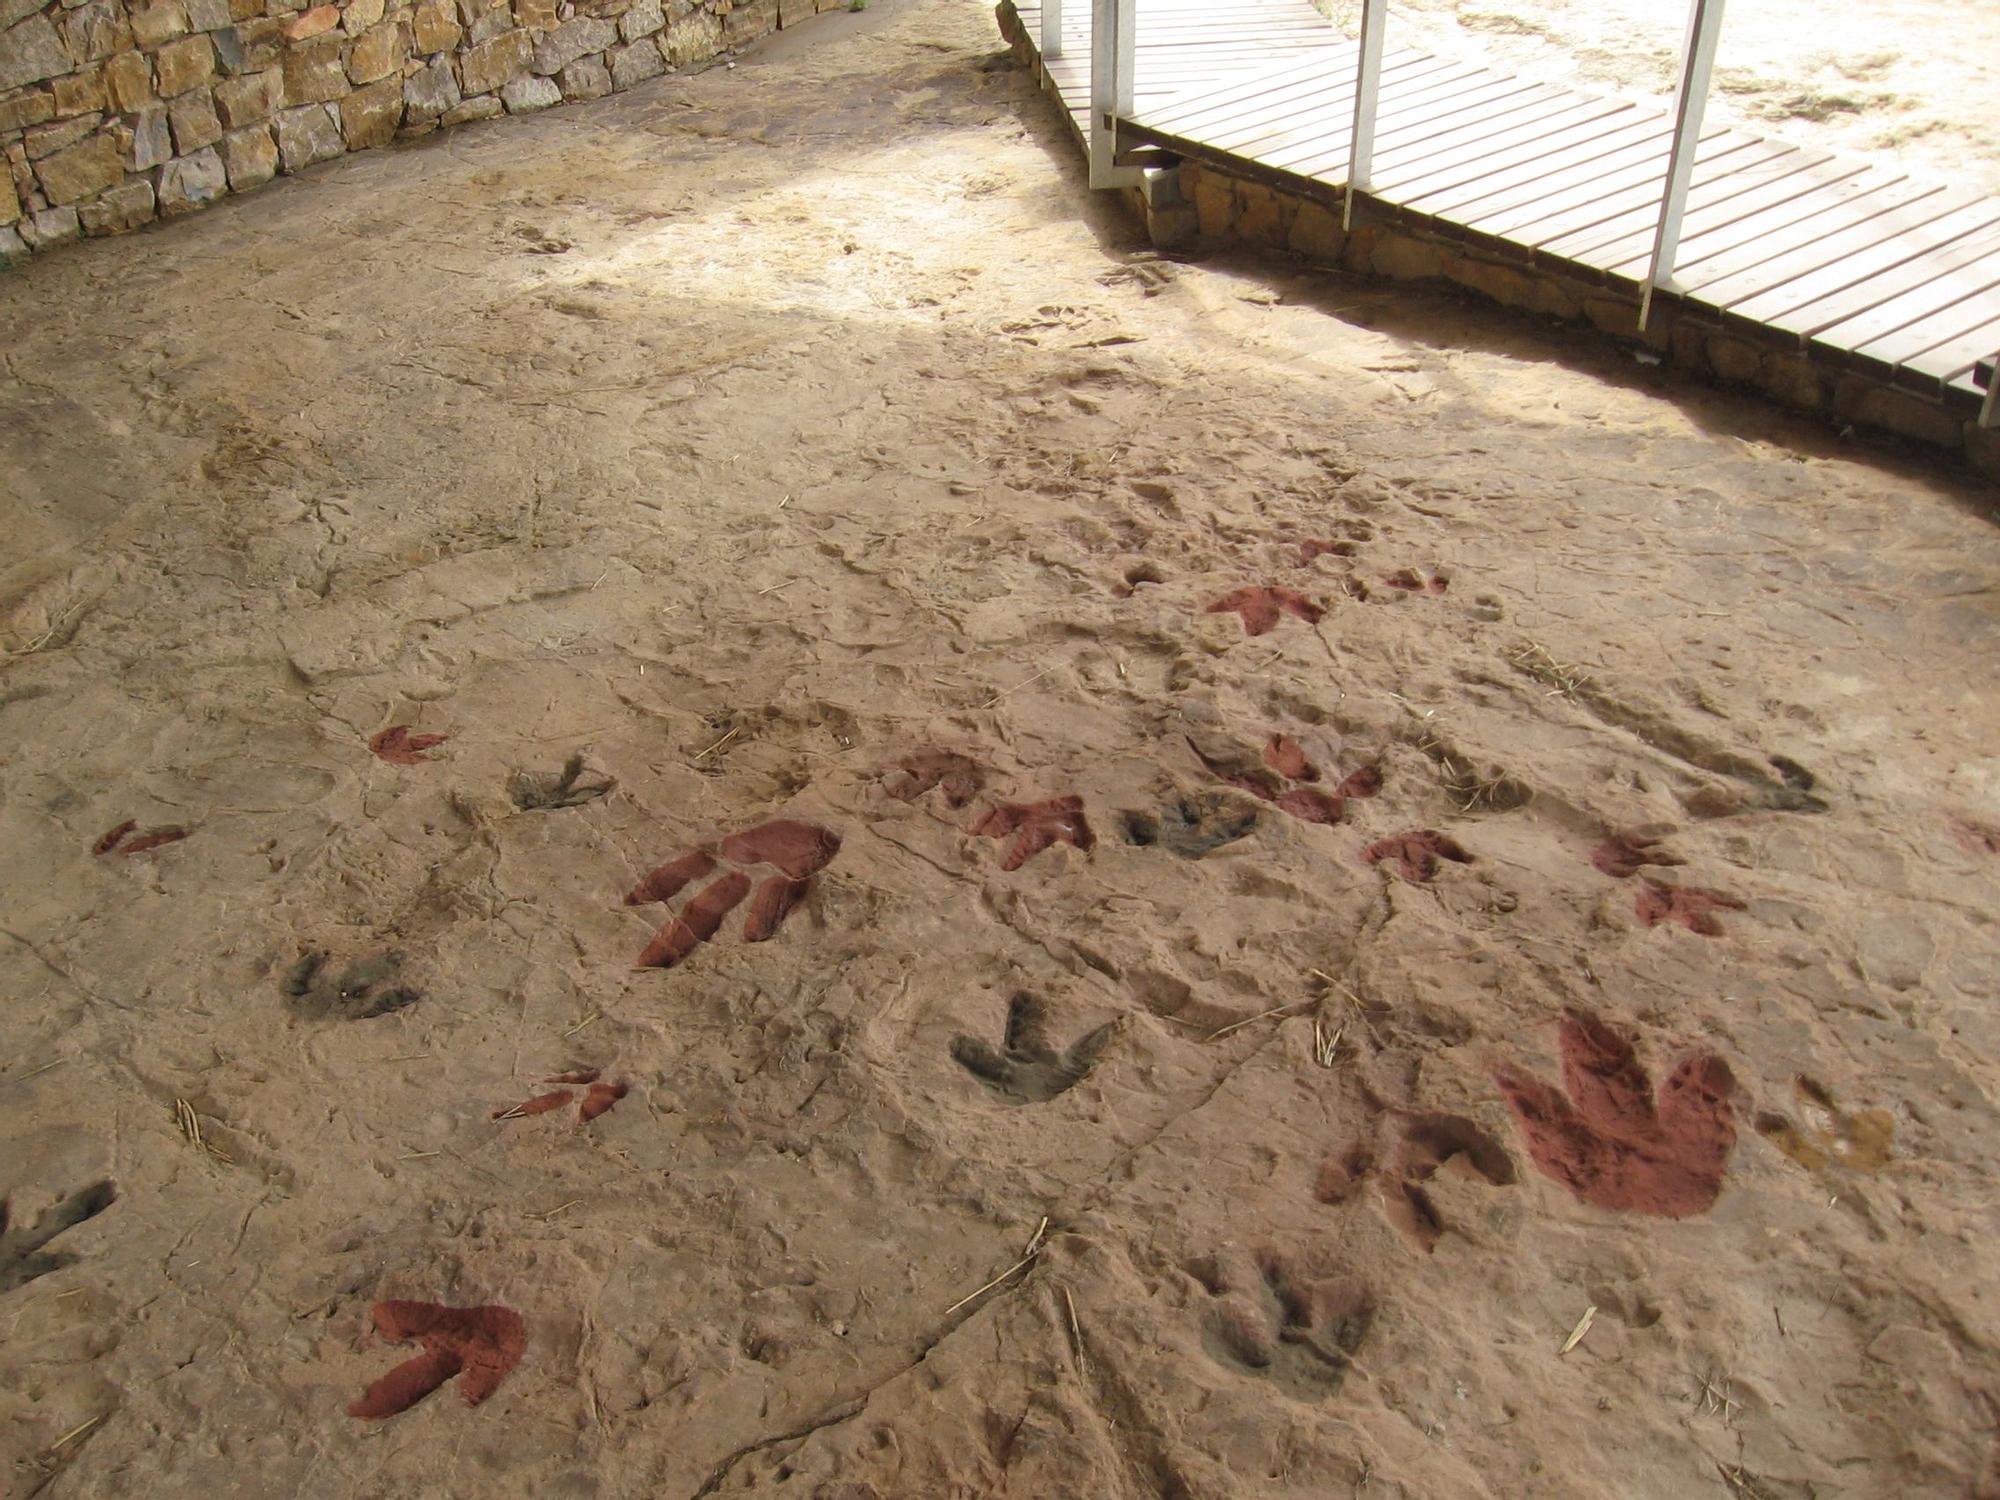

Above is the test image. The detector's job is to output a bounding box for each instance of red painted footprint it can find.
[349,1301,525,1419]
[1493,1010,1735,1218]
[1362,829,1471,882]
[369,725,448,765]
[1635,879,1743,937]
[93,820,191,855]
[1206,586,1322,637]
[1191,733,1380,828]
[1590,828,1683,879]
[493,1068,628,1123]
[884,750,986,809]
[626,819,840,969]
[974,797,1093,870]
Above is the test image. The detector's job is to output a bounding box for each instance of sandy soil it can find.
[1345,0,2000,196]
[4,2,2000,1497]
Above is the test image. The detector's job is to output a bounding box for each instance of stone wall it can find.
[1,0,829,260]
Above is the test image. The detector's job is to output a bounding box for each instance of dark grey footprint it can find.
[951,993,1112,1103]
[1119,790,1260,859]
[281,950,421,1019]
[1,1181,116,1293]
[509,752,615,811]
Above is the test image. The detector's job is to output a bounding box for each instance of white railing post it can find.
[1088,0,1140,188]
[1343,0,1387,230]
[1042,0,1062,60]
[1981,354,1999,429]
[1640,0,1726,329]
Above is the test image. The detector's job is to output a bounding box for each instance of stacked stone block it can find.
[1,0,843,260]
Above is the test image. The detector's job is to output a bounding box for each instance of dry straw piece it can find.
[1559,1304,1597,1356]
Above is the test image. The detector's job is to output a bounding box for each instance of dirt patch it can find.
[1,2,1998,1497]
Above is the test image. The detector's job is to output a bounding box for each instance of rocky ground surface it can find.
[3,2,1999,1497]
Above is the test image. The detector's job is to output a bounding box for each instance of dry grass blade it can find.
[1204,1004,1305,1042]
[1062,1285,1085,1374]
[563,1012,601,1038]
[977,663,1059,709]
[694,724,741,760]
[526,1199,582,1222]
[1311,1013,1345,1068]
[1559,1303,1597,1355]
[944,1216,1050,1316]
[175,1098,231,1163]
[45,1412,105,1454]
[1509,642,1592,700]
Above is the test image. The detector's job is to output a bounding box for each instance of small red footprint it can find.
[1263,735,1319,782]
[1362,830,1471,882]
[974,797,1093,870]
[1493,1010,1735,1218]
[627,819,840,969]
[370,726,448,765]
[1953,818,2000,857]
[349,1301,526,1419]
[1206,586,1322,637]
[494,1068,629,1124]
[93,821,190,855]
[1297,538,1357,563]
[1193,734,1370,828]
[1634,879,1743,937]
[1590,830,1683,879]
[885,751,986,809]
[1384,569,1448,594]
[1337,765,1384,800]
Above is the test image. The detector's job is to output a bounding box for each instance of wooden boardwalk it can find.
[1003,0,2000,419]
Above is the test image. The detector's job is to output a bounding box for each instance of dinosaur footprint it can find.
[884,750,986,809]
[1205,586,1322,637]
[972,797,1093,870]
[626,819,841,969]
[1362,830,1472,882]
[1493,1010,1735,1218]
[281,950,421,1020]
[1755,1077,1893,1174]
[494,1067,630,1124]
[1189,1246,1372,1399]
[1,1181,117,1294]
[950,993,1112,1103]
[1188,731,1381,828]
[348,1301,526,1419]
[1317,1113,1514,1254]
[1635,880,1744,937]
[1118,789,1261,859]
[509,753,615,811]
[369,725,448,765]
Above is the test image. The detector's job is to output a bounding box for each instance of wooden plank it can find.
[1897,315,2000,385]
[1463,129,1753,246]
[1373,95,1637,202]
[1699,191,1994,314]
[1249,65,1536,172]
[1396,112,1664,219]
[1166,56,1466,157]
[1576,154,1873,278]
[1363,79,1577,166]
[1137,50,1442,139]
[1609,165,1907,281]
[1534,140,1812,265]
[1726,202,2000,325]
[1670,176,1949,295]
[1274,75,1578,181]
[1801,224,2000,349]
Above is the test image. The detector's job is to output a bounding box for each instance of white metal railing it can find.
[1042,0,1061,58]
[1079,0,1994,425]
[1342,0,1388,230]
[1087,0,1140,187]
